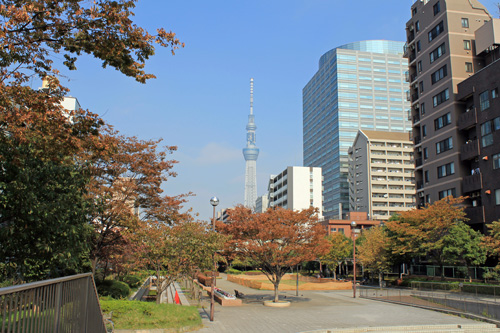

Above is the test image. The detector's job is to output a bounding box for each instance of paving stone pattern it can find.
[194,274,488,333]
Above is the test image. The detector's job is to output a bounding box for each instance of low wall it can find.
[228,274,351,291]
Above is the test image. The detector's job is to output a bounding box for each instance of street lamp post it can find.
[209,196,219,322]
[350,221,357,298]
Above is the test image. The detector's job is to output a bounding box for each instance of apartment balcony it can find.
[406,90,411,101]
[408,31,415,43]
[463,173,483,193]
[417,180,424,190]
[464,205,485,225]
[410,73,418,83]
[458,108,477,131]
[409,51,416,63]
[413,115,420,124]
[415,157,422,167]
[411,92,419,103]
[414,136,421,145]
[460,139,480,161]
[405,71,410,82]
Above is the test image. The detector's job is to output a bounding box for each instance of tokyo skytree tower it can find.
[243,78,259,210]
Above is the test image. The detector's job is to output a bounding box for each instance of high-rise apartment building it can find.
[404,0,492,220]
[268,166,323,218]
[303,40,411,220]
[348,130,416,220]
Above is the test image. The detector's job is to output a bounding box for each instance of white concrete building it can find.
[268,166,323,218]
[255,194,269,213]
[348,130,416,220]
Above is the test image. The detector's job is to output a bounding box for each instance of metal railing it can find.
[0,273,106,333]
[360,283,500,322]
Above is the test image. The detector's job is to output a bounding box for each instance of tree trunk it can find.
[333,266,337,280]
[273,282,279,302]
[378,272,383,287]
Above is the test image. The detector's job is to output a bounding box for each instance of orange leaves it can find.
[219,206,328,270]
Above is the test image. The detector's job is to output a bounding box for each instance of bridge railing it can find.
[0,273,106,333]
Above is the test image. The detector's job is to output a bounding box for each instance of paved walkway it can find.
[194,274,485,333]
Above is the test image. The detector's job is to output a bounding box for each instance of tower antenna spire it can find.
[250,78,254,115]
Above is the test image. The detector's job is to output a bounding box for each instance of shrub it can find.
[122,275,142,289]
[97,280,131,299]
[227,268,242,275]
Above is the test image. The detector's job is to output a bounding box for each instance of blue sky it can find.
[53,0,499,220]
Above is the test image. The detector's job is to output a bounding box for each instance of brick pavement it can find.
[194,274,486,333]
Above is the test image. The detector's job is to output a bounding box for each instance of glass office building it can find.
[303,40,411,220]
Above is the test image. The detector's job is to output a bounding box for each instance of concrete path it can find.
[195,274,487,333]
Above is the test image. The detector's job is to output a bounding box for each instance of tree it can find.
[0,0,183,86]
[87,129,190,278]
[0,0,183,282]
[482,221,500,280]
[321,232,351,279]
[134,220,224,304]
[385,197,468,277]
[442,221,486,282]
[219,206,329,303]
[0,144,93,282]
[357,226,391,287]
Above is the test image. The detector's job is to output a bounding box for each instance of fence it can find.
[0,273,106,333]
[410,265,493,280]
[360,282,500,323]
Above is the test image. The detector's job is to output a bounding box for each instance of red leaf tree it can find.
[219,206,329,303]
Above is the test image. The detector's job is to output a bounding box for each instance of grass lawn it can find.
[100,298,202,330]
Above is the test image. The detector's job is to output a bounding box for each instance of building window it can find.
[433,89,450,107]
[434,1,441,15]
[439,188,456,199]
[416,21,420,32]
[419,81,424,93]
[423,147,429,159]
[480,90,490,111]
[436,137,453,154]
[481,117,500,147]
[435,113,452,130]
[426,194,431,204]
[422,125,427,137]
[492,88,498,99]
[424,170,429,182]
[412,7,417,16]
[464,40,471,50]
[496,189,500,205]
[461,18,469,28]
[421,103,425,115]
[465,62,473,73]
[493,153,500,170]
[417,40,421,52]
[431,65,447,84]
[338,228,345,234]
[437,162,455,178]
[418,61,422,72]
[429,21,444,42]
[430,43,446,63]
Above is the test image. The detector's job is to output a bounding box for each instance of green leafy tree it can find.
[357,226,391,287]
[321,232,351,279]
[0,144,93,282]
[442,221,486,282]
[482,221,500,281]
[386,197,468,278]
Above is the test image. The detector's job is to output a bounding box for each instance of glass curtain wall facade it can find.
[303,40,411,220]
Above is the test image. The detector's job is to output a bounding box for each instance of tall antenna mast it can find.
[250,78,254,115]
